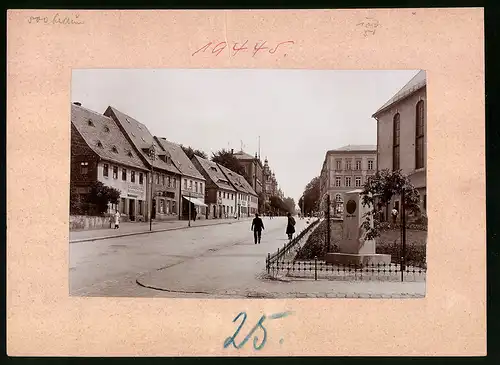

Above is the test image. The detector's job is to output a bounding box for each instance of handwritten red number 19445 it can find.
[192,40,295,57]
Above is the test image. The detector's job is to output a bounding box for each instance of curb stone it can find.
[70,219,250,243]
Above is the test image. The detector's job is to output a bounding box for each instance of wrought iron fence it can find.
[267,259,426,282]
[266,218,321,265]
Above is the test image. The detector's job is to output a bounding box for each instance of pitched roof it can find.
[104,107,181,175]
[373,70,427,117]
[330,144,377,152]
[233,150,256,160]
[192,155,236,192]
[71,104,147,170]
[154,137,205,181]
[237,173,258,196]
[217,163,257,196]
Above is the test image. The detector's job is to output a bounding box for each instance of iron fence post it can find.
[400,188,407,282]
[314,256,318,281]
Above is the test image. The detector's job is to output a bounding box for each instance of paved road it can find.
[70,217,425,298]
[70,216,253,242]
[70,216,305,296]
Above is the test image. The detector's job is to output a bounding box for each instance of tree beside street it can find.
[283,197,296,214]
[71,181,121,216]
[180,145,208,159]
[360,169,421,240]
[211,149,246,176]
[298,176,321,215]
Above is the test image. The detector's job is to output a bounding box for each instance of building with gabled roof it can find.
[191,155,237,219]
[104,106,182,221]
[232,149,264,196]
[154,137,207,220]
[70,102,149,221]
[372,70,427,220]
[217,163,259,217]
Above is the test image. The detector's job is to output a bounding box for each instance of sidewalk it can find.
[69,216,253,243]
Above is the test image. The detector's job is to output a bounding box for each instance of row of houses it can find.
[320,70,427,220]
[70,102,259,222]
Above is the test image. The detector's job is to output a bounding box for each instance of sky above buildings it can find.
[72,68,419,201]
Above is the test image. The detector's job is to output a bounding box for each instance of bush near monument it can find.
[376,229,427,268]
[295,220,342,260]
[295,220,426,267]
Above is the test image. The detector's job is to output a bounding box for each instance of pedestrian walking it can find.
[114,210,121,229]
[286,212,296,240]
[251,213,265,244]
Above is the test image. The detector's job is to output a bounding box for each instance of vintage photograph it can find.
[69,68,427,298]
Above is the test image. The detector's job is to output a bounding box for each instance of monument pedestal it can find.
[326,189,391,266]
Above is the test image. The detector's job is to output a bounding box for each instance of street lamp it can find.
[148,144,156,232]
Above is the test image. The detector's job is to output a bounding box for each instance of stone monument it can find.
[325,189,391,265]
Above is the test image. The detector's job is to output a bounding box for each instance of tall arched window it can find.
[415,100,425,169]
[393,113,400,171]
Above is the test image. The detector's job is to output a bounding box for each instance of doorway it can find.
[129,199,135,221]
[152,199,157,220]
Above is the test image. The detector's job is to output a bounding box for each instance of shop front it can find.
[154,190,178,221]
[182,195,208,220]
[115,183,146,222]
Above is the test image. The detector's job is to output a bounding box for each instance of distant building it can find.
[70,103,149,221]
[263,157,278,204]
[319,145,377,215]
[104,107,182,222]
[191,155,238,219]
[154,137,207,220]
[233,150,264,195]
[217,163,258,217]
[372,70,427,219]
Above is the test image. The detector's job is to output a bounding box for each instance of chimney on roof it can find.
[73,102,82,106]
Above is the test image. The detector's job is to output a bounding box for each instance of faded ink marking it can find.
[268,311,293,320]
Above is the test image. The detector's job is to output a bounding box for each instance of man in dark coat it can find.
[251,213,265,244]
[286,212,296,240]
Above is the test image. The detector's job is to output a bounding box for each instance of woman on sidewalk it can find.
[114,210,121,229]
[286,212,296,240]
